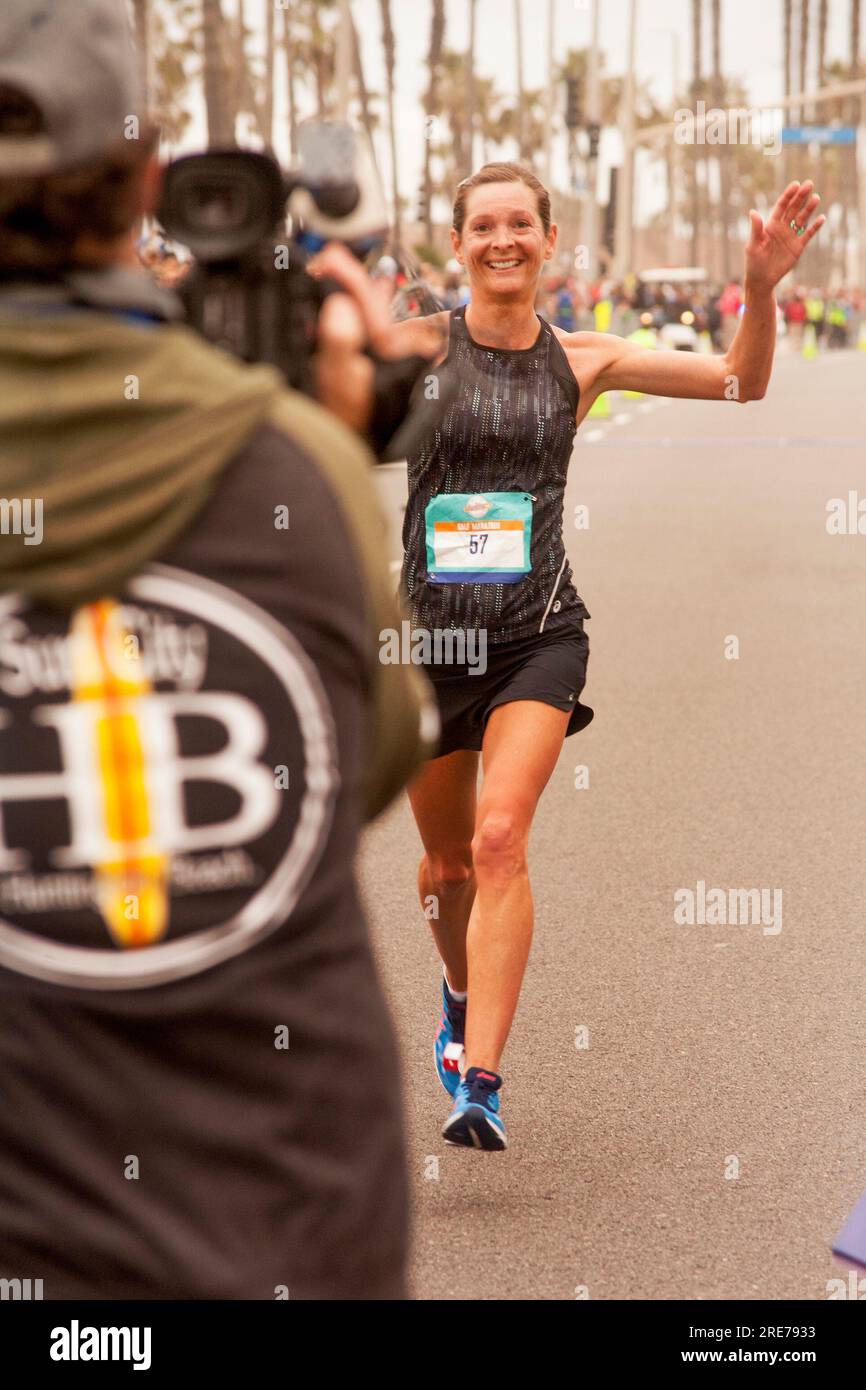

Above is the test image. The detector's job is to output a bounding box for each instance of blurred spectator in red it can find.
[783,287,807,349]
[718,279,743,350]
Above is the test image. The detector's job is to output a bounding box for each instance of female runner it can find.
[313,164,824,1151]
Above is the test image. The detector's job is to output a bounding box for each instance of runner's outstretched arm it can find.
[562,180,826,406]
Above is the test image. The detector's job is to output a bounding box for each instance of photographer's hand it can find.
[309,243,403,435]
[310,243,453,457]
[313,285,376,434]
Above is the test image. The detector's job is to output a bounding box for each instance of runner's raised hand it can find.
[745,180,826,290]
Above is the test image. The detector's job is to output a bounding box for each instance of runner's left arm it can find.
[569,180,825,405]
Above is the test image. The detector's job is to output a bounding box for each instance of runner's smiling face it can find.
[451,182,557,299]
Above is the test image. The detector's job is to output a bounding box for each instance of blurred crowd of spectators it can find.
[136,230,864,353]
[395,256,865,351]
[535,274,865,350]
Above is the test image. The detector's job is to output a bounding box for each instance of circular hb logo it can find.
[0,566,339,988]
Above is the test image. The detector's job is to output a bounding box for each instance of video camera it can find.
[158,121,445,461]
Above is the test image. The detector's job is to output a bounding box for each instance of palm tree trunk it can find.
[817,0,828,80]
[514,0,526,160]
[234,0,245,128]
[379,0,402,245]
[423,0,446,245]
[235,0,268,145]
[264,0,275,149]
[466,0,478,176]
[202,0,234,146]
[712,0,732,281]
[783,0,793,183]
[799,0,810,123]
[690,0,703,267]
[848,0,862,123]
[349,8,377,152]
[783,0,793,95]
[816,0,828,242]
[304,0,329,117]
[281,2,298,160]
[844,0,862,282]
[132,0,150,105]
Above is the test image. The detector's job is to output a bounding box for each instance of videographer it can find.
[0,0,435,1300]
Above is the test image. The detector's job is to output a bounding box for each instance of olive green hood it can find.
[0,307,284,608]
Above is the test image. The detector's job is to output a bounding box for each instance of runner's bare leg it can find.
[408,749,479,993]
[463,700,570,1072]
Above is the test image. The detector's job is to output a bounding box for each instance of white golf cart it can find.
[637,266,709,351]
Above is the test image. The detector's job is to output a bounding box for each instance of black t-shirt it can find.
[0,424,409,1299]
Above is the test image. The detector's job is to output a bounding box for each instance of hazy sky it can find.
[174,1,859,220]
[348,0,856,192]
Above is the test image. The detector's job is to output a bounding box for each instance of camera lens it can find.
[190,183,248,233]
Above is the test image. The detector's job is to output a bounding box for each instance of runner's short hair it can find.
[0,85,158,275]
[452,162,552,239]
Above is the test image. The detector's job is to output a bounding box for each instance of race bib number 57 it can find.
[424,491,533,584]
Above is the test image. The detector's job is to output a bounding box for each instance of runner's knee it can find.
[471,810,526,880]
[424,848,474,897]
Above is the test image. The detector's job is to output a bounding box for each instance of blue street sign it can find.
[782,125,857,145]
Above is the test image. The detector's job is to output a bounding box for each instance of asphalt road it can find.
[360,346,866,1301]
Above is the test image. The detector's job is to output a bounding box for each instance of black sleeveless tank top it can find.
[401,305,591,646]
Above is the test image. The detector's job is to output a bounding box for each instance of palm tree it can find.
[465,0,479,177]
[812,0,829,204]
[840,0,863,276]
[514,0,527,160]
[783,0,793,98]
[263,0,275,149]
[280,3,298,159]
[817,0,828,83]
[783,0,793,182]
[848,0,862,139]
[202,0,234,145]
[799,0,810,123]
[294,0,337,119]
[690,0,704,267]
[349,6,379,153]
[378,0,402,244]
[422,0,446,244]
[432,49,471,197]
[233,0,270,147]
[711,0,732,280]
[233,0,245,126]
[278,0,336,148]
[132,0,150,104]
[145,2,197,147]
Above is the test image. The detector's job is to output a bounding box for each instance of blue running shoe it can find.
[434,976,466,1097]
[442,1067,507,1151]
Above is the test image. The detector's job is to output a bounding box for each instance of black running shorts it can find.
[423,621,593,758]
